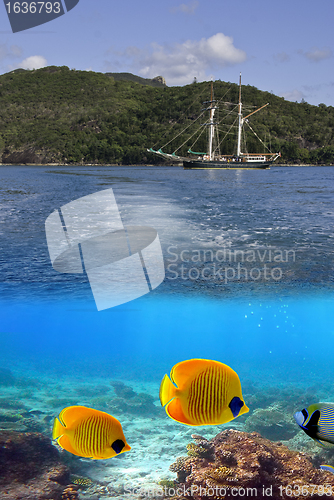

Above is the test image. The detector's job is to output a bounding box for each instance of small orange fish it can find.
[160,359,249,426]
[52,405,131,459]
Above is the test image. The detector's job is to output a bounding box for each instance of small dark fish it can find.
[70,475,93,488]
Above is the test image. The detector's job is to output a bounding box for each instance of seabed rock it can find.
[244,404,297,441]
[168,429,334,500]
[108,381,160,417]
[0,430,78,500]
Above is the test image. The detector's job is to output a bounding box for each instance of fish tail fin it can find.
[52,417,65,440]
[159,374,177,407]
[315,438,333,448]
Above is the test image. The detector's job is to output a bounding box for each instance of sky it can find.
[0,0,333,106]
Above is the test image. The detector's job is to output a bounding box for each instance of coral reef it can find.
[107,381,160,417]
[111,380,137,399]
[61,485,79,499]
[245,385,323,415]
[186,434,215,460]
[0,430,75,500]
[0,407,52,433]
[170,456,198,483]
[107,392,160,416]
[244,403,297,441]
[168,429,334,499]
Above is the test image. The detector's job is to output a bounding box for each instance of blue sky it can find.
[0,0,333,106]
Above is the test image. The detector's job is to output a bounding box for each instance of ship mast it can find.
[208,81,215,160]
[236,73,269,158]
[237,73,242,157]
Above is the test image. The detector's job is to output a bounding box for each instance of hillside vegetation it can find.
[0,66,333,165]
[105,72,166,87]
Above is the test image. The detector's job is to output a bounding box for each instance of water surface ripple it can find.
[0,165,333,301]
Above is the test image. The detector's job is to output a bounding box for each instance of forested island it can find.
[0,65,333,166]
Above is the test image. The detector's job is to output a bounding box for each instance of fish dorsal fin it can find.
[170,359,225,388]
[58,405,100,428]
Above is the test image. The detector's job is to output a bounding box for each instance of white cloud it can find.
[170,1,199,15]
[106,33,246,85]
[301,47,332,62]
[15,55,47,70]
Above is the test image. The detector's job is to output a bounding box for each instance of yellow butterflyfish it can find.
[159,359,249,426]
[52,405,131,459]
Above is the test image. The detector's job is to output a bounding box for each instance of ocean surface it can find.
[1,164,334,493]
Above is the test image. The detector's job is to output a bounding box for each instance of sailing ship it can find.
[148,74,281,169]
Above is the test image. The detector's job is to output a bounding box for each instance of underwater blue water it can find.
[0,165,334,390]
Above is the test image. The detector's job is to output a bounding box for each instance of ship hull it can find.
[183,159,271,169]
